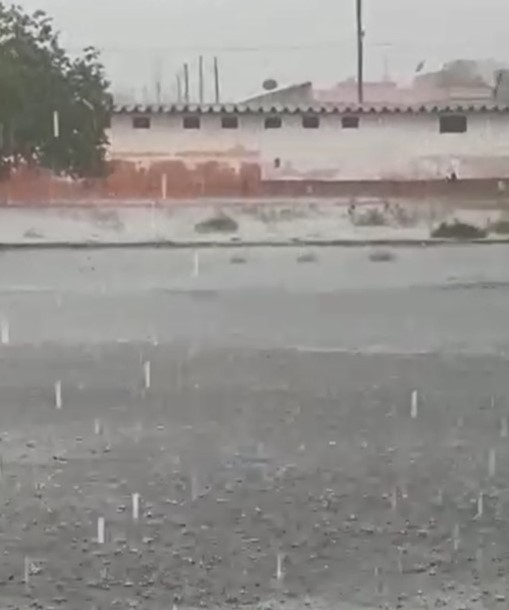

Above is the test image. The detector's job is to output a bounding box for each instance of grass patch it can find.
[230,254,247,264]
[431,220,486,240]
[369,249,396,262]
[488,220,509,235]
[195,214,239,234]
[352,208,387,227]
[297,251,318,263]
[23,228,43,239]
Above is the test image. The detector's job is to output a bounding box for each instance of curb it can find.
[1,238,509,250]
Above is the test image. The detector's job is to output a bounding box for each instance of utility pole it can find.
[356,0,364,104]
[213,57,220,104]
[198,56,204,104]
[183,63,190,104]
[154,55,162,104]
[176,74,182,103]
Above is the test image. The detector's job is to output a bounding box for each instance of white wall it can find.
[110,112,509,180]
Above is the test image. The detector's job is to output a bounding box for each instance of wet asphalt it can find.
[0,245,508,609]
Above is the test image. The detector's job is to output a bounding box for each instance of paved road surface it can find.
[0,246,508,609]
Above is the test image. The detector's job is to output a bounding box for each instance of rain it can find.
[0,245,508,610]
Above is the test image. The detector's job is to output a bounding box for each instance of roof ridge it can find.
[113,103,509,115]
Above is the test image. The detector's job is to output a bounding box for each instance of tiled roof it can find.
[113,102,509,115]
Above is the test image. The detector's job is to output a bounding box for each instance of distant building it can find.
[246,60,509,107]
[241,82,314,106]
[109,102,509,185]
[3,100,509,203]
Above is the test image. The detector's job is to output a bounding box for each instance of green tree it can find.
[0,3,111,178]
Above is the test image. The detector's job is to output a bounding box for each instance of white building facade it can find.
[110,103,509,182]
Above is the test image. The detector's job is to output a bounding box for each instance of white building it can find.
[110,103,509,182]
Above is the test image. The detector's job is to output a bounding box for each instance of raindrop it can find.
[397,547,404,574]
[436,488,444,506]
[476,547,484,571]
[143,361,151,390]
[276,552,285,581]
[191,474,199,501]
[390,487,398,511]
[475,492,484,519]
[23,557,29,585]
[411,390,418,419]
[501,417,508,439]
[97,517,105,544]
[193,251,200,278]
[453,524,460,552]
[1,317,10,345]
[134,421,143,443]
[132,493,140,521]
[489,449,497,478]
[375,566,384,594]
[54,381,62,409]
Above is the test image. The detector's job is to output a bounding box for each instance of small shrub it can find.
[24,228,43,239]
[230,254,247,264]
[489,220,509,235]
[431,221,486,239]
[297,251,318,263]
[352,208,387,227]
[391,205,418,227]
[369,249,396,262]
[195,214,239,234]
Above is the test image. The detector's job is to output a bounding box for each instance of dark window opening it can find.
[183,116,201,129]
[439,114,467,134]
[221,116,239,129]
[274,157,281,169]
[264,116,282,129]
[132,116,151,129]
[342,116,359,129]
[302,115,320,129]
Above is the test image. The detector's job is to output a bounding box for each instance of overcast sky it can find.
[18,0,509,101]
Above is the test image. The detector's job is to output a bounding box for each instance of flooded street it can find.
[0,244,509,352]
[0,246,509,609]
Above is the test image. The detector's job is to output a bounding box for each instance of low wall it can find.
[1,163,509,204]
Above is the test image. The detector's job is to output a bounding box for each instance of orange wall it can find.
[0,161,506,205]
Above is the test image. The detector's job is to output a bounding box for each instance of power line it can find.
[65,39,501,57]
[65,40,395,55]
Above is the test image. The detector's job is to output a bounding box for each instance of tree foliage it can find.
[0,2,112,178]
